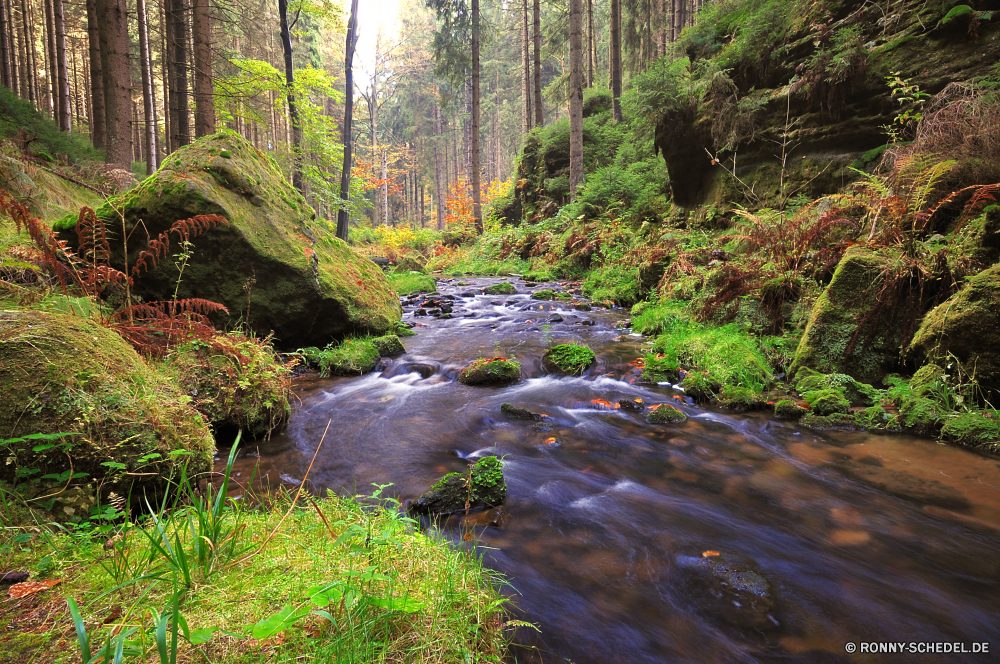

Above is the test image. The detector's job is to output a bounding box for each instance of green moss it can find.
[910,263,1000,402]
[718,385,766,411]
[582,265,642,307]
[630,301,690,336]
[792,247,903,384]
[392,321,416,337]
[412,456,507,513]
[940,412,1000,450]
[796,370,882,407]
[542,344,596,375]
[938,4,974,27]
[800,412,863,431]
[0,309,213,493]
[646,404,687,424]
[302,339,381,377]
[642,351,681,382]
[163,333,292,438]
[531,289,555,300]
[394,256,427,274]
[652,323,772,393]
[484,281,516,295]
[55,131,400,349]
[371,334,405,357]
[774,399,807,419]
[856,405,901,431]
[682,371,721,402]
[802,389,850,416]
[458,358,522,386]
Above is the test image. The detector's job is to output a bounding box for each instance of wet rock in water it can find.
[484,282,517,295]
[718,386,766,412]
[678,554,779,632]
[646,404,687,424]
[458,358,522,386]
[411,456,507,515]
[800,412,861,431]
[501,403,543,420]
[548,314,564,323]
[580,319,595,326]
[533,422,556,432]
[459,291,476,298]
[574,303,592,312]
[542,344,596,375]
[619,397,645,411]
[371,334,405,357]
[531,289,555,300]
[828,461,971,511]
[774,399,808,419]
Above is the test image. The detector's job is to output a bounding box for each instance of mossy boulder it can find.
[646,404,687,424]
[718,386,766,412]
[163,333,292,438]
[371,334,405,357]
[458,358,522,386]
[774,400,807,419]
[800,412,863,431]
[910,263,1000,402]
[301,339,381,377]
[682,371,720,402]
[531,289,555,300]
[484,282,516,295]
[411,456,506,514]
[792,247,902,384]
[802,389,851,416]
[393,257,426,274]
[0,310,214,491]
[56,131,400,349]
[542,344,595,375]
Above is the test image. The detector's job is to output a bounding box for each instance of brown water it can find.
[222,277,1000,664]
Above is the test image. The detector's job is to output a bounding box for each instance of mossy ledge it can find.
[55,130,400,349]
[0,309,213,491]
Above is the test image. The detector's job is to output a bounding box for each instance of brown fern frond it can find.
[0,189,79,291]
[108,298,228,356]
[131,214,229,278]
[75,206,110,266]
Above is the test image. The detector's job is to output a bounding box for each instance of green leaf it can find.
[188,628,217,645]
[250,605,309,640]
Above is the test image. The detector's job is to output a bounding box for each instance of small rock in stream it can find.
[501,403,543,420]
[548,314,564,323]
[678,554,779,632]
[410,456,506,515]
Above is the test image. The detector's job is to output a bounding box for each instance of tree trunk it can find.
[25,0,40,106]
[434,97,444,230]
[278,0,302,191]
[167,0,190,150]
[52,0,69,130]
[137,0,157,173]
[568,0,583,200]
[587,0,594,87]
[0,0,11,89]
[9,1,20,97]
[192,0,213,137]
[532,0,543,127]
[96,0,131,168]
[610,0,622,122]
[43,0,56,115]
[16,0,30,103]
[160,0,170,154]
[336,0,358,241]
[522,0,531,135]
[84,0,104,148]
[381,148,389,225]
[471,0,482,231]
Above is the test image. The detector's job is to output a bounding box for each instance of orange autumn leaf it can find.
[8,579,61,599]
[545,437,557,445]
[702,550,721,557]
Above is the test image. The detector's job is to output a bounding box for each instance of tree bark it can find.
[336,0,358,241]
[610,0,622,122]
[167,0,190,150]
[9,1,20,97]
[532,0,543,127]
[43,0,56,115]
[192,0,213,137]
[96,0,132,169]
[278,0,302,192]
[137,0,157,173]
[522,0,531,134]
[84,0,104,148]
[587,0,594,87]
[0,0,11,89]
[52,0,69,130]
[160,0,170,154]
[434,96,444,230]
[25,0,40,106]
[471,0,482,232]
[568,0,583,200]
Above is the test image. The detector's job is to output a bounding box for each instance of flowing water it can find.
[223,277,1000,664]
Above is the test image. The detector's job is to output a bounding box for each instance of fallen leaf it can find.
[545,437,557,445]
[702,550,721,557]
[8,579,61,599]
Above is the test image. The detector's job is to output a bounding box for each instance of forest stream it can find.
[221,278,1000,664]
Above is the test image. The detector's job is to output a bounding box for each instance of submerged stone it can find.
[500,403,543,420]
[678,554,778,632]
[411,456,507,514]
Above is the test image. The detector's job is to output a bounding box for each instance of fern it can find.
[131,214,229,278]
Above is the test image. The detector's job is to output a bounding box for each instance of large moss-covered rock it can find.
[542,344,595,375]
[0,310,214,490]
[458,358,522,386]
[411,456,507,514]
[792,247,902,384]
[57,131,400,349]
[910,263,1000,402]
